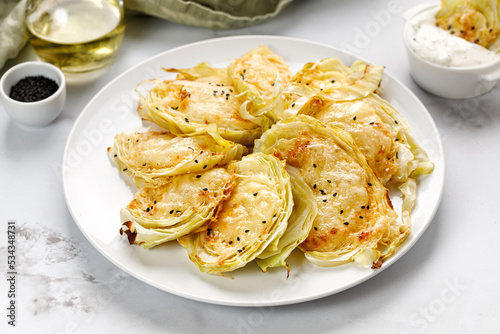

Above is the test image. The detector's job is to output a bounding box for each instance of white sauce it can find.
[406,7,499,67]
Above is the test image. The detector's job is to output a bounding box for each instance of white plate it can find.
[62,36,445,307]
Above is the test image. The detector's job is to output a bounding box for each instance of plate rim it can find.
[62,35,445,307]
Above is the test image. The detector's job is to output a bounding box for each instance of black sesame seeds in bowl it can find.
[0,61,66,128]
[9,75,60,103]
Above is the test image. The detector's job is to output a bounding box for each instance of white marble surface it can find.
[1,0,500,333]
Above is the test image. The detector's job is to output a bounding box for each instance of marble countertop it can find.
[1,0,499,333]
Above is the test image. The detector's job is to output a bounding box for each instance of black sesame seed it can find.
[353,116,357,120]
[366,205,370,209]
[114,154,117,157]
[245,230,249,233]
[146,207,150,212]
[314,227,318,231]
[169,210,174,214]
[344,222,349,225]
[238,249,242,253]
[359,216,363,219]
[327,180,331,183]
[331,80,335,83]
[142,163,146,166]
[370,122,374,125]
[447,25,452,30]
[195,160,198,163]
[122,168,127,172]
[361,206,365,209]
[229,241,233,244]
[154,200,157,204]
[323,199,327,202]
[9,75,59,102]
[237,237,240,241]
[291,103,295,107]
[340,210,343,214]
[313,184,317,189]
[207,228,212,236]
[394,120,398,124]
[368,183,372,186]
[196,174,201,178]
[203,165,207,169]
[262,221,266,224]
[185,118,189,123]
[320,189,326,195]
[313,163,317,168]
[253,192,258,196]
[203,188,208,191]
[333,192,337,197]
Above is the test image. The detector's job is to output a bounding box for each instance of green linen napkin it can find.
[0,0,28,70]
[0,0,292,70]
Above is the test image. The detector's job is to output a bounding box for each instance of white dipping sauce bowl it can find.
[403,3,500,99]
[0,61,66,128]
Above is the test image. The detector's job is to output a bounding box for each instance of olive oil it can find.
[25,0,125,74]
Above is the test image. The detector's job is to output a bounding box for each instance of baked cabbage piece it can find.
[119,167,236,248]
[108,128,246,188]
[297,93,434,185]
[286,58,385,105]
[178,152,293,274]
[137,64,261,145]
[436,0,500,51]
[255,115,408,268]
[256,165,317,272]
[228,45,291,115]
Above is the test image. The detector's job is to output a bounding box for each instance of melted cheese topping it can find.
[303,98,397,184]
[199,157,282,260]
[149,80,258,131]
[271,134,385,253]
[127,167,234,228]
[114,132,225,170]
[231,45,291,101]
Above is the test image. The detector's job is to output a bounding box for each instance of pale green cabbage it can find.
[256,165,317,272]
[436,0,500,51]
[108,126,246,188]
[178,152,293,274]
[119,166,235,248]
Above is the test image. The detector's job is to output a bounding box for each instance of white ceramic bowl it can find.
[0,61,66,128]
[403,3,500,99]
